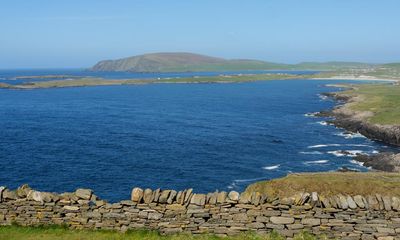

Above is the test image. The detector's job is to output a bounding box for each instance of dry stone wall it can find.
[1,185,400,239]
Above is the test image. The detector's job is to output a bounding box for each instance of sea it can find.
[0,69,396,202]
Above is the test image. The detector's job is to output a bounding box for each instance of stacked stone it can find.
[1,185,400,240]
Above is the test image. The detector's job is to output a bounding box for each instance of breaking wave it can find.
[263,165,280,170]
[304,160,329,165]
[299,151,323,155]
[308,144,341,149]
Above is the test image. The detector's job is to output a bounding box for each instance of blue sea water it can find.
[0,70,395,202]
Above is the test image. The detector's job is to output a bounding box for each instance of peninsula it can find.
[319,82,400,172]
[0,73,318,89]
[89,52,400,80]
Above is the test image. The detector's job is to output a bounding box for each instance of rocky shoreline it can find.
[320,86,400,173]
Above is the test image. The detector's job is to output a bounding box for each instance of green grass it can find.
[0,225,320,240]
[344,84,400,124]
[1,73,314,89]
[245,172,400,198]
[160,61,292,72]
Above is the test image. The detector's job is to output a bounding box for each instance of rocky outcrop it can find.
[354,153,400,172]
[322,91,400,147]
[1,185,400,239]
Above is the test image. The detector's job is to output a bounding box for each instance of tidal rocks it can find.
[321,89,400,173]
[325,90,400,147]
[354,153,400,172]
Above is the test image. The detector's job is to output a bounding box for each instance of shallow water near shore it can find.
[0,76,396,202]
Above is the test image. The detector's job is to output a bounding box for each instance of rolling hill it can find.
[89,52,397,73]
[89,52,290,72]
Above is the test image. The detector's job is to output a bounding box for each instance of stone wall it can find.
[1,185,400,239]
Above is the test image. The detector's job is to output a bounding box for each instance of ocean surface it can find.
[0,70,395,202]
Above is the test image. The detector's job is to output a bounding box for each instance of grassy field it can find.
[0,225,319,240]
[245,172,400,198]
[0,73,314,89]
[343,83,400,124]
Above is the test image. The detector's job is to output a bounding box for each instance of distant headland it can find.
[89,52,398,73]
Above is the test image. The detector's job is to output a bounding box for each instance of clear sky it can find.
[1,0,400,68]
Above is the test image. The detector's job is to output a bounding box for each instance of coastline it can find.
[312,75,400,82]
[321,83,400,172]
[1,72,399,90]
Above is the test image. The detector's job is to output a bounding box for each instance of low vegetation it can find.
[342,83,400,124]
[245,172,400,198]
[0,73,315,89]
[0,225,319,240]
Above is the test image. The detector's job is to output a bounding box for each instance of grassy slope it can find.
[0,226,318,240]
[245,172,400,198]
[91,52,400,72]
[343,84,400,124]
[160,61,291,72]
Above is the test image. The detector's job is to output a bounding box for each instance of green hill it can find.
[89,52,400,73]
[89,52,290,72]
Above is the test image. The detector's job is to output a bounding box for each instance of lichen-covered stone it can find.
[368,195,380,210]
[131,188,144,203]
[167,190,177,204]
[302,218,321,226]
[143,189,153,204]
[270,216,295,225]
[75,189,93,200]
[338,195,349,209]
[391,197,400,211]
[158,190,171,204]
[16,184,31,198]
[311,192,319,206]
[2,189,17,200]
[228,191,239,201]
[1,185,400,237]
[190,194,206,206]
[353,195,365,208]
[0,186,6,201]
[217,191,227,204]
[382,196,392,211]
[347,196,357,209]
[184,189,193,203]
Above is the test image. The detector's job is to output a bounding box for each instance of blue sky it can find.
[1,0,399,68]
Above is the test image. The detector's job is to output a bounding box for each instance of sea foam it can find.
[263,165,280,170]
[308,144,341,149]
[299,151,323,155]
[304,160,329,165]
